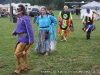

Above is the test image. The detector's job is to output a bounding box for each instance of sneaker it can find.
[64,39,67,41]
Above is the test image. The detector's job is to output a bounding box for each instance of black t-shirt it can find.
[61,10,70,20]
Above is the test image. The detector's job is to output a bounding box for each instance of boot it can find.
[14,56,21,74]
[21,54,29,71]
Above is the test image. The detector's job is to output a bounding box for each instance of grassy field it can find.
[0,11,100,75]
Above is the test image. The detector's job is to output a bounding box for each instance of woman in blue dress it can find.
[35,7,57,56]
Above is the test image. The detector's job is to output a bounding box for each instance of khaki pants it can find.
[14,42,29,74]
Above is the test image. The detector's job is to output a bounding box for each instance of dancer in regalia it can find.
[58,5,73,41]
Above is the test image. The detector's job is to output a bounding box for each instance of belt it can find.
[60,25,68,30]
[40,26,49,28]
[18,33,27,37]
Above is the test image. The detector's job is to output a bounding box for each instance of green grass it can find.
[0,11,100,75]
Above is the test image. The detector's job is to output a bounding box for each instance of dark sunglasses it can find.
[17,8,21,11]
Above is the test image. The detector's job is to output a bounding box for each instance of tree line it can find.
[15,0,100,9]
[0,0,100,9]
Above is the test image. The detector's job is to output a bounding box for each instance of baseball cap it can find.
[86,8,90,11]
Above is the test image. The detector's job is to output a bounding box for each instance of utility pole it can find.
[10,0,12,22]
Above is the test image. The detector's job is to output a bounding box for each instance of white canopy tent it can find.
[80,1,100,20]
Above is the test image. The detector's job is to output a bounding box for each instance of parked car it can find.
[29,8,39,17]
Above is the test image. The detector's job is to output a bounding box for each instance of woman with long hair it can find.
[12,5,34,74]
[35,7,57,56]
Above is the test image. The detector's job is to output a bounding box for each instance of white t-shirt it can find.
[82,10,93,23]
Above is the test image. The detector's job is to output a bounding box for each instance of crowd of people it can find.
[11,4,99,74]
